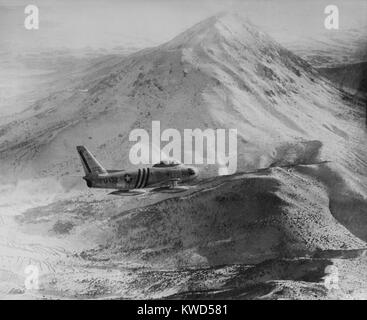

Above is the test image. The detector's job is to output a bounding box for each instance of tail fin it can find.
[76,146,107,175]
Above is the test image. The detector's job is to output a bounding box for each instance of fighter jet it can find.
[76,146,199,195]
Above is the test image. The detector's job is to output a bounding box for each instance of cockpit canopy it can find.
[152,160,181,167]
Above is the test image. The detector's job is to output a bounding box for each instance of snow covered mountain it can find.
[1,12,367,300]
[0,13,365,186]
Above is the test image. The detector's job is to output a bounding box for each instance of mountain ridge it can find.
[0,13,365,185]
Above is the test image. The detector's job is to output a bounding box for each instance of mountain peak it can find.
[163,12,263,49]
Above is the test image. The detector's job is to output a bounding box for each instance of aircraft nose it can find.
[187,167,199,177]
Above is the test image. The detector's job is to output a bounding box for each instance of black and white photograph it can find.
[0,0,366,302]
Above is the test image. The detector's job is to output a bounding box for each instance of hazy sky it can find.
[1,0,366,52]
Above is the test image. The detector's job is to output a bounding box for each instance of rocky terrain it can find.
[319,61,367,96]
[0,13,365,179]
[0,13,366,299]
[1,162,367,299]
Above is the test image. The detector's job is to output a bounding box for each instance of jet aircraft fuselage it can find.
[77,146,198,193]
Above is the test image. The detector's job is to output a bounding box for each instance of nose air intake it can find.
[187,167,198,177]
[188,168,195,175]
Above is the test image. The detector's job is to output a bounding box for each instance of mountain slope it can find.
[0,13,365,185]
[318,61,367,95]
[95,164,366,268]
[10,163,367,299]
[1,12,367,300]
